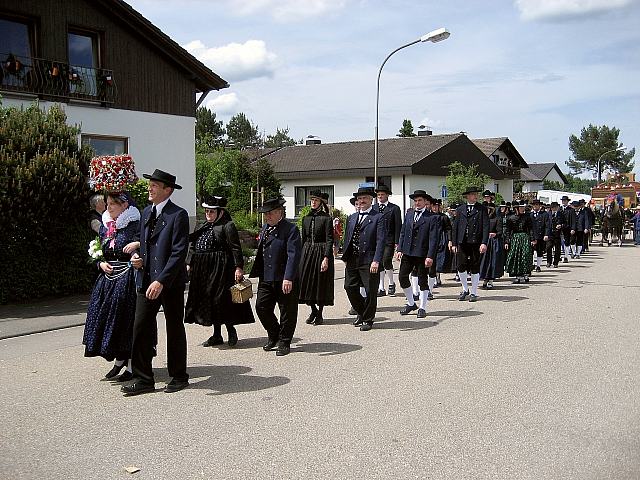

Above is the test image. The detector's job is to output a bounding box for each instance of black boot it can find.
[227,324,238,347]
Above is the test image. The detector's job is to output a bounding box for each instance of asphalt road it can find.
[1,245,639,479]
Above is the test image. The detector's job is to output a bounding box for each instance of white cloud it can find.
[183,39,278,83]
[226,0,347,22]
[515,0,635,21]
[206,92,240,115]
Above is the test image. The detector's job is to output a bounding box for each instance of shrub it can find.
[128,178,150,211]
[0,102,94,303]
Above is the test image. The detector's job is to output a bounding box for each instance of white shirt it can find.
[153,197,170,217]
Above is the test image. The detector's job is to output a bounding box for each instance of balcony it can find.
[0,53,116,105]
[499,165,521,178]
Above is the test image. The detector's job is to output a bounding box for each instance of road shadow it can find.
[176,364,290,395]
[524,280,558,285]
[373,320,439,331]
[322,316,359,326]
[0,295,89,320]
[205,336,302,350]
[291,342,363,356]
[481,284,528,291]
[479,295,528,302]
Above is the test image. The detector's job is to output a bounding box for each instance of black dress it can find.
[298,210,335,306]
[84,217,139,361]
[479,215,505,280]
[184,216,255,327]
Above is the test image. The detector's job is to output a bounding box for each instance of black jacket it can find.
[250,219,302,282]
[561,205,577,231]
[452,203,490,246]
[373,202,402,246]
[397,209,441,259]
[342,209,387,266]
[530,210,551,240]
[547,210,564,238]
[301,211,333,259]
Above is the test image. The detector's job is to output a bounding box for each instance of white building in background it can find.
[518,163,568,193]
[262,133,521,218]
[0,0,228,218]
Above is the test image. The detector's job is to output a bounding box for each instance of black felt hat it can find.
[462,186,482,196]
[532,199,542,205]
[349,196,356,206]
[375,184,392,194]
[353,186,375,198]
[550,201,560,207]
[258,197,286,213]
[143,169,182,190]
[409,189,431,200]
[561,195,570,201]
[571,200,580,207]
[482,189,494,197]
[202,195,228,209]
[309,190,328,204]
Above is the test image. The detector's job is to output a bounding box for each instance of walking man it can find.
[530,199,550,272]
[560,195,577,261]
[342,187,386,331]
[373,184,402,297]
[452,186,489,302]
[123,169,190,396]
[250,197,302,356]
[546,201,563,267]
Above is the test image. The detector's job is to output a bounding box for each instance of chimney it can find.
[305,135,321,146]
[417,125,432,136]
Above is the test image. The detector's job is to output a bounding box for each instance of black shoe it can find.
[416,308,427,318]
[121,381,155,396]
[305,312,317,324]
[348,308,357,316]
[116,371,133,382]
[436,280,442,287]
[359,322,373,331]
[276,342,290,356]
[353,315,364,327]
[388,284,396,295]
[486,281,494,289]
[227,328,238,347]
[400,304,418,315]
[513,278,521,284]
[413,294,420,302]
[553,264,558,268]
[546,264,552,268]
[377,289,386,297]
[524,276,530,283]
[427,292,434,301]
[458,291,469,301]
[164,379,189,393]
[105,363,126,379]
[482,281,488,289]
[313,315,324,326]
[535,266,541,273]
[203,335,224,347]
[263,338,278,351]
[563,258,568,263]
[468,294,478,302]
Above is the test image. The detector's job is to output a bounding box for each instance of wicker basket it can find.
[230,278,253,304]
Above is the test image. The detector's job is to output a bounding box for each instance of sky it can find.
[127,0,640,175]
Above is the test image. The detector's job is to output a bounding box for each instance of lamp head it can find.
[420,28,450,43]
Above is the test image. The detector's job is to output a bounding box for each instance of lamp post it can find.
[374,28,450,189]
[597,146,626,183]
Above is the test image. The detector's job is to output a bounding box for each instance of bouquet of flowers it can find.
[87,236,104,263]
[89,154,138,191]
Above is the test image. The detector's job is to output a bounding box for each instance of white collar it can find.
[360,207,373,214]
[153,198,170,216]
[467,202,476,207]
[102,206,141,229]
[379,201,389,207]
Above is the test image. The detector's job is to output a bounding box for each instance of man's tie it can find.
[264,224,277,240]
[379,204,386,213]
[414,209,423,222]
[147,205,157,240]
[358,211,369,224]
[467,204,473,215]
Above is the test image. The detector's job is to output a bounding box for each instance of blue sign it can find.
[441,184,448,198]
[359,182,375,188]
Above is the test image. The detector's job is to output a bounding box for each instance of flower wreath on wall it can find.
[89,154,138,192]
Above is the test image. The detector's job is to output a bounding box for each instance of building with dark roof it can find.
[262,133,515,216]
[0,0,228,216]
[519,163,568,193]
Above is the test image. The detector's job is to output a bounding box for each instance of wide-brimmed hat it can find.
[550,201,560,207]
[202,195,228,209]
[512,200,525,208]
[353,187,375,198]
[482,189,494,197]
[309,190,328,204]
[433,198,443,206]
[570,200,580,207]
[409,189,432,200]
[561,195,570,201]
[320,192,329,202]
[462,186,482,196]
[532,199,542,205]
[142,169,182,189]
[375,184,392,195]
[449,203,459,209]
[258,197,286,213]
[349,196,356,206]
[578,199,586,204]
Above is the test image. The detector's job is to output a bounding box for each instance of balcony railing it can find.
[0,53,116,104]
[497,164,521,177]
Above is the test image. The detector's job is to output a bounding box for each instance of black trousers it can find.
[381,244,395,271]
[131,285,188,385]
[533,238,546,257]
[573,231,585,248]
[456,243,482,274]
[398,255,428,290]
[255,280,299,343]
[546,236,561,266]
[344,261,379,323]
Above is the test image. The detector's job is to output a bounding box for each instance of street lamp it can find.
[597,146,626,183]
[374,28,450,189]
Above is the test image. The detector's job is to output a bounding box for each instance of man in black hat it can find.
[342,187,387,331]
[546,201,563,267]
[452,186,489,302]
[373,184,402,297]
[530,199,550,272]
[573,199,591,258]
[579,199,595,252]
[482,190,495,204]
[250,197,302,356]
[560,195,577,261]
[122,169,190,396]
[396,190,440,318]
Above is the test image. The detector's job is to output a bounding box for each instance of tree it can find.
[226,112,261,149]
[566,124,635,178]
[195,107,225,152]
[445,162,491,205]
[397,119,416,137]
[264,127,298,148]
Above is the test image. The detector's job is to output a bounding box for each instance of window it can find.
[294,186,334,217]
[365,176,392,190]
[0,17,34,88]
[82,135,128,156]
[494,183,499,194]
[68,30,99,96]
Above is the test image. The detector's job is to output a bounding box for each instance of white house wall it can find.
[3,98,196,216]
[545,169,565,185]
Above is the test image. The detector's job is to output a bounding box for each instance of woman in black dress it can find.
[84,191,140,381]
[479,202,505,289]
[299,191,334,325]
[185,196,255,346]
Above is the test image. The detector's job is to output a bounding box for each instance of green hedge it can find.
[0,101,94,303]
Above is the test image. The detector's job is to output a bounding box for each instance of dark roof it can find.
[472,137,529,168]
[520,163,568,183]
[263,134,506,179]
[98,0,229,92]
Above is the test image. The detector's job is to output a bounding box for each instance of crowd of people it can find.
[83,168,635,396]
